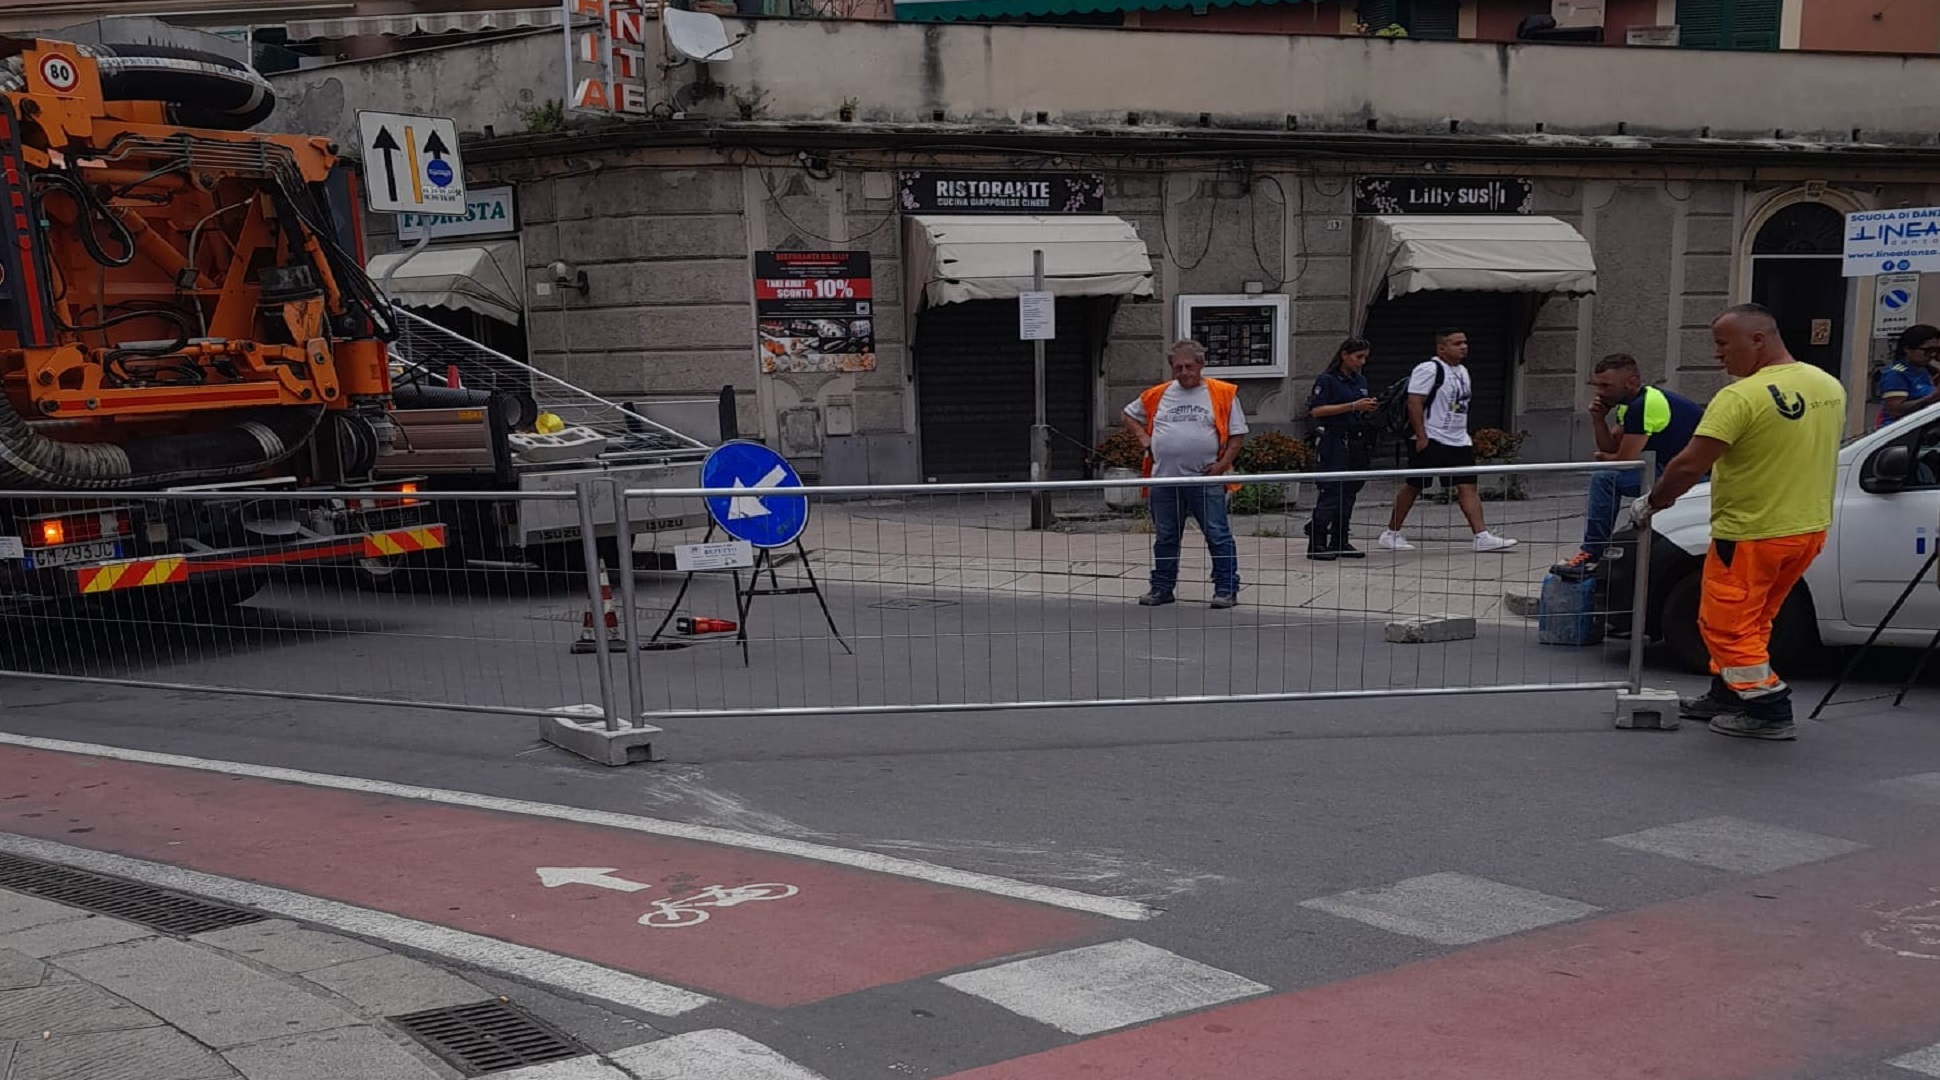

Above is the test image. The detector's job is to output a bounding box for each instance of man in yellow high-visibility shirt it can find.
[1635,304,1846,741]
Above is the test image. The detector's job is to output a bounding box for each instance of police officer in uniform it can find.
[1306,337,1379,561]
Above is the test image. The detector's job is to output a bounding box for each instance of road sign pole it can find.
[1030,249,1052,531]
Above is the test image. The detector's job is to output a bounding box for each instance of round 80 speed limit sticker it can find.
[38,53,80,92]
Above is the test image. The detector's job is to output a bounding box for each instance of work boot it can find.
[1680,677,1737,720]
[1336,543,1367,560]
[1305,550,1338,562]
[1210,592,1238,610]
[1138,590,1175,606]
[1551,550,1598,579]
[1708,713,1798,741]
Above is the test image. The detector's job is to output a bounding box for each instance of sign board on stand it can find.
[1018,291,1055,341]
[1874,272,1922,339]
[700,441,808,549]
[356,111,466,216]
[1844,206,1940,277]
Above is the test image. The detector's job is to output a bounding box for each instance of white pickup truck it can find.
[1604,398,1940,673]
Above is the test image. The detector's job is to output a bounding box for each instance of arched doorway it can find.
[1749,202,1848,376]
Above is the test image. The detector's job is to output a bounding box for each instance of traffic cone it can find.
[571,562,628,654]
[676,616,738,635]
[446,363,464,390]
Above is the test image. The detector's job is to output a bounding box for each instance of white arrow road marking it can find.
[536,867,651,893]
[727,465,789,520]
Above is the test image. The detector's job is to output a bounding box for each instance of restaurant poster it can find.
[753,251,875,374]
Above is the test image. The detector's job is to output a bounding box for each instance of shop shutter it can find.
[1355,0,1396,30]
[1354,292,1517,453]
[913,298,1096,482]
[1674,0,1724,48]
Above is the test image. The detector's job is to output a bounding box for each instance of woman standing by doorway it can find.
[1307,338,1379,561]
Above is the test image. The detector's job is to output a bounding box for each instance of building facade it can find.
[258,17,1940,481]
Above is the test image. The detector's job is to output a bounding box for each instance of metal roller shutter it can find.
[914,299,1095,482]
[1358,291,1518,439]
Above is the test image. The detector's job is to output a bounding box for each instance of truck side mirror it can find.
[1863,444,1913,493]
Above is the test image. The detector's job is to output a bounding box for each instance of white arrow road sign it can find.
[727,464,789,519]
[536,867,651,893]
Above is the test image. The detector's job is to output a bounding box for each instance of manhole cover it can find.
[0,852,264,935]
[869,597,959,611]
[391,1000,584,1076]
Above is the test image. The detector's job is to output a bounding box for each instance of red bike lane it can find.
[0,743,1104,1008]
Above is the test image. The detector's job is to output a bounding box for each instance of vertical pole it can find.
[1627,452,1655,695]
[609,478,648,729]
[1030,248,1052,531]
[575,482,622,733]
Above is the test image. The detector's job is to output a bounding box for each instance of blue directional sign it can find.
[702,441,808,548]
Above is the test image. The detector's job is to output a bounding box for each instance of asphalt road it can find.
[3,581,1939,1079]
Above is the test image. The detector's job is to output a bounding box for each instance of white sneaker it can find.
[1378,530,1414,552]
[1473,531,1519,553]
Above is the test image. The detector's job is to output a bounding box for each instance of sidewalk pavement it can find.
[0,888,682,1080]
[778,486,1583,624]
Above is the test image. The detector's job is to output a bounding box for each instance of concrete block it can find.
[0,980,157,1038]
[1385,615,1477,644]
[223,1026,444,1080]
[1614,688,1682,730]
[490,1053,631,1079]
[1503,591,1541,618]
[0,891,81,935]
[0,950,44,991]
[0,915,151,959]
[610,1030,828,1080]
[10,1026,233,1080]
[193,920,387,974]
[57,938,361,1049]
[303,954,488,1017]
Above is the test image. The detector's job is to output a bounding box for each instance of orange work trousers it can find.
[1697,531,1827,698]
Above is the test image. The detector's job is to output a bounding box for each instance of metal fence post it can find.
[1627,453,1655,696]
[609,477,648,728]
[575,481,622,733]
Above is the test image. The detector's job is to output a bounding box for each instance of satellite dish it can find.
[665,8,734,63]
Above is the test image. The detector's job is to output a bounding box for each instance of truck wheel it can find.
[1661,572,1710,675]
[1659,571,1820,677]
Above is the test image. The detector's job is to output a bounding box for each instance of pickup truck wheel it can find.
[1659,570,1820,677]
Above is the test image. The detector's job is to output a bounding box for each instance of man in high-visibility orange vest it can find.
[1122,340,1246,609]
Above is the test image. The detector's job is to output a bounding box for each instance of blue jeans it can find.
[1582,469,1642,553]
[1149,482,1239,595]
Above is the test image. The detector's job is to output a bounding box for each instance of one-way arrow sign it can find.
[357,110,466,215]
[536,867,651,893]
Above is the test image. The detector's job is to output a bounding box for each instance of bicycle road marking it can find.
[0,832,715,1017]
[0,730,1156,921]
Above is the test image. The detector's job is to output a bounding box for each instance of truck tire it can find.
[1659,570,1819,676]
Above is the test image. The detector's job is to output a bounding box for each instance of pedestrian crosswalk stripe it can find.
[938,939,1268,1036]
[1300,872,1600,946]
[1602,817,1865,874]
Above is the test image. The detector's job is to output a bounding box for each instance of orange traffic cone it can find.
[446,363,464,390]
[572,562,628,654]
[677,616,738,635]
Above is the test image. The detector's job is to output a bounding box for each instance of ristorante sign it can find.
[897,171,1107,215]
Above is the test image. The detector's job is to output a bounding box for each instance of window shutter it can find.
[1675,0,1723,48]
[1729,0,1782,50]
[1356,0,1396,30]
[1408,0,1460,40]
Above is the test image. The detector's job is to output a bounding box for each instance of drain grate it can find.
[391,1000,584,1076]
[0,852,265,935]
[869,596,959,611]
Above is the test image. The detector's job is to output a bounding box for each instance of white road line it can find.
[0,731,1155,922]
[1300,872,1600,946]
[1891,1042,1940,1078]
[938,939,1269,1036]
[1602,817,1866,874]
[0,833,714,1019]
[608,1030,828,1080]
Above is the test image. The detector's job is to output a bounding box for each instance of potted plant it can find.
[1093,429,1147,511]
[1472,427,1529,501]
[1231,431,1317,514]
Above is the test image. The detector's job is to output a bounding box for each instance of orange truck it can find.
[0,36,446,612]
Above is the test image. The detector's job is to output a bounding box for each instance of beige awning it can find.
[907,215,1155,308]
[1355,215,1598,308]
[369,241,523,325]
[285,7,562,40]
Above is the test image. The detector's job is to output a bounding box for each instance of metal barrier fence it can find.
[0,459,1653,764]
[619,458,1654,722]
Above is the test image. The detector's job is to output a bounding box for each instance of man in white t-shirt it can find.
[1122,340,1247,608]
[1379,327,1519,553]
